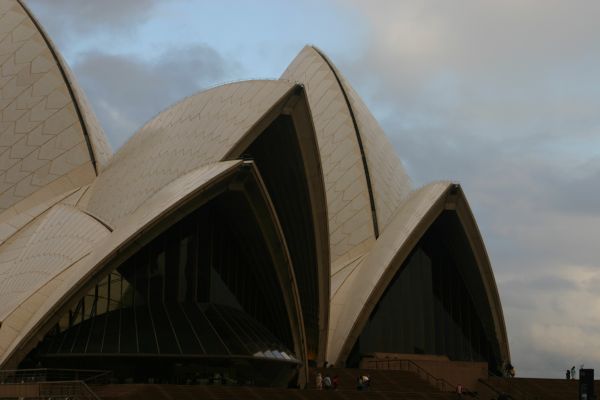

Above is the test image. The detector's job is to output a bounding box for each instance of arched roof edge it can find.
[330,182,510,366]
[309,45,380,237]
[0,160,309,377]
[16,0,111,174]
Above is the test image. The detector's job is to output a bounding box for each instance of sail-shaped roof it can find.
[0,5,510,380]
[0,0,112,220]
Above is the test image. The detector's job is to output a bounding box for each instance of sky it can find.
[25,0,600,378]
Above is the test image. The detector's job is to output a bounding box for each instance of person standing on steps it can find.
[566,369,571,380]
[323,374,332,390]
[571,366,576,380]
[315,372,323,390]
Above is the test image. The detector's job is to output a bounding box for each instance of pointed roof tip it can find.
[306,45,329,59]
[294,44,329,60]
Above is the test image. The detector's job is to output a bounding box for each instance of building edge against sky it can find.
[0,0,509,385]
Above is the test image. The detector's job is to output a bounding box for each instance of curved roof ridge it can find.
[0,1,107,213]
[127,79,295,153]
[16,0,112,173]
[84,80,296,226]
[309,45,380,237]
[327,181,509,365]
[308,45,413,235]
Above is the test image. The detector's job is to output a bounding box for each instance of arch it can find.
[328,182,509,371]
[83,80,297,228]
[0,161,308,386]
[225,87,330,363]
[84,81,330,365]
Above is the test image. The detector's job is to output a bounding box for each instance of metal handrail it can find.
[364,358,463,393]
[85,369,114,385]
[39,380,101,400]
[0,368,112,384]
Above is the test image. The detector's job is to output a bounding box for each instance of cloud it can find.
[502,265,600,377]
[24,0,160,39]
[333,0,600,377]
[18,0,600,379]
[73,44,241,148]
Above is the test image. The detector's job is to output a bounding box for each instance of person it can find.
[362,375,370,389]
[315,372,323,390]
[506,363,515,378]
[332,375,339,390]
[323,374,332,390]
[357,375,364,391]
[571,366,576,380]
[566,369,571,380]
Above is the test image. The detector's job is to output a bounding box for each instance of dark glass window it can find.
[349,211,501,373]
[30,190,297,363]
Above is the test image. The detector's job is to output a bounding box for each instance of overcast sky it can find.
[25,0,600,378]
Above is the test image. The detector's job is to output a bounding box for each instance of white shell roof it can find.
[0,0,112,215]
[0,23,509,370]
[84,80,295,228]
[282,46,377,270]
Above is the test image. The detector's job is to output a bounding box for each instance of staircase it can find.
[95,383,462,400]
[94,368,466,400]
[479,376,600,400]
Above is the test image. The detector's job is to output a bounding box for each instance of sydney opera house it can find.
[0,0,509,387]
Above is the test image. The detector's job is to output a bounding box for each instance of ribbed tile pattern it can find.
[85,80,293,228]
[0,187,77,246]
[282,46,375,266]
[59,59,112,170]
[330,253,366,299]
[332,66,412,233]
[0,162,240,365]
[0,1,109,213]
[0,203,109,320]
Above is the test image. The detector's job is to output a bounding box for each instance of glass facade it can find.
[244,115,320,360]
[348,211,501,373]
[25,189,300,385]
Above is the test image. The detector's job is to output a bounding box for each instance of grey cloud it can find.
[19,0,600,379]
[24,0,160,42]
[333,0,600,377]
[73,44,241,148]
[504,275,578,293]
[543,159,600,216]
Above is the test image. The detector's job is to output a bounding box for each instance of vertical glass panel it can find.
[351,211,501,373]
[102,310,120,353]
[28,188,298,376]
